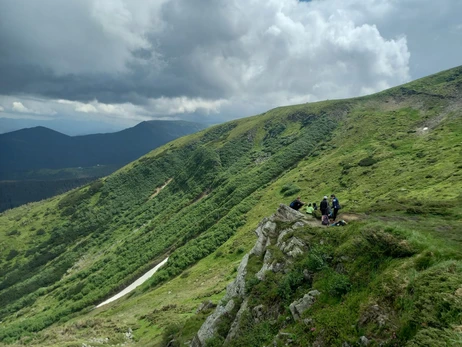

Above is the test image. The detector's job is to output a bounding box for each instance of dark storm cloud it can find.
[0,0,407,105]
[0,0,459,131]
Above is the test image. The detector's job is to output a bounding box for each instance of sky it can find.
[0,0,461,135]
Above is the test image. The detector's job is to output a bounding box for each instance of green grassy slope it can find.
[0,66,461,346]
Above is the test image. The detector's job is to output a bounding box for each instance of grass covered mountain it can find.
[0,66,461,346]
[0,120,205,211]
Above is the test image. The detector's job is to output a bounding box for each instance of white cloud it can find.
[10,100,57,116]
[147,97,228,115]
[75,103,98,113]
[12,101,33,113]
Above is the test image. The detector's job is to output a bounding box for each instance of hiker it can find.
[320,196,329,225]
[289,196,305,211]
[330,194,341,221]
[312,202,318,210]
[306,203,314,215]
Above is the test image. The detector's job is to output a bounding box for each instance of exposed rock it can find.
[225,299,248,343]
[358,304,389,328]
[272,262,285,273]
[455,287,462,297]
[251,218,277,256]
[359,336,369,346]
[303,269,312,280]
[279,236,305,257]
[196,300,217,314]
[125,327,133,340]
[224,253,249,301]
[273,332,295,345]
[256,262,272,280]
[289,290,320,321]
[263,249,273,263]
[252,304,265,323]
[277,228,292,246]
[191,205,312,346]
[273,204,306,222]
[191,299,236,347]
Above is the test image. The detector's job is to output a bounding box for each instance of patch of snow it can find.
[96,257,169,308]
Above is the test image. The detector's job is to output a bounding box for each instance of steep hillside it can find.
[0,66,461,346]
[0,120,205,211]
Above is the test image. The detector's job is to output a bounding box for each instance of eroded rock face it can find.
[195,300,217,314]
[289,290,321,321]
[191,204,312,346]
[273,203,307,222]
[224,253,249,301]
[279,236,305,257]
[250,218,277,256]
[191,299,236,347]
[225,299,249,344]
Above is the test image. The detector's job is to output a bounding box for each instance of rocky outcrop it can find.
[224,254,249,301]
[289,290,321,321]
[190,204,315,347]
[191,299,236,347]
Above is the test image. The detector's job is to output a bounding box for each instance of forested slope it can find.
[0,66,461,346]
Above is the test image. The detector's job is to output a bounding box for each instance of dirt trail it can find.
[149,178,173,199]
[303,212,365,228]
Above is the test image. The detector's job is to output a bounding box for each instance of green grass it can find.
[0,65,461,346]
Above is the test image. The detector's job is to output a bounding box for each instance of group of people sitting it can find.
[290,194,341,226]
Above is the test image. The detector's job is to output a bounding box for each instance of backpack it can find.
[333,198,341,210]
[290,201,295,208]
[322,215,330,225]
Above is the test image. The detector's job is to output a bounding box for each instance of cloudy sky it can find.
[0,0,461,134]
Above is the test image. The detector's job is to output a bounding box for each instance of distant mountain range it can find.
[0,120,206,211]
[0,120,206,176]
[0,117,127,135]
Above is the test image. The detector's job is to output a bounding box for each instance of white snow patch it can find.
[96,257,169,308]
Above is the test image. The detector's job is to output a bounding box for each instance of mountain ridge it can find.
[0,65,461,346]
[0,120,206,173]
[0,120,206,211]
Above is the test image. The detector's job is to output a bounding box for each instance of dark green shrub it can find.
[358,157,378,167]
[326,271,351,297]
[36,229,46,236]
[6,249,19,261]
[280,183,301,197]
[161,323,182,347]
[362,227,416,258]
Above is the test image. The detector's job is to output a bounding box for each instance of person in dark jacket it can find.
[290,196,305,211]
[320,196,329,225]
[320,196,329,215]
[330,194,341,221]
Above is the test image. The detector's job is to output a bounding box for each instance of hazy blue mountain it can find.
[0,120,206,175]
[0,117,126,135]
[0,120,206,211]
